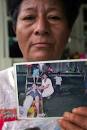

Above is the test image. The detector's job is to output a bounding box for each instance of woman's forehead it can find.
[20,0,63,11]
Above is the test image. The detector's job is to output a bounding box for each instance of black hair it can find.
[24,127,40,130]
[7,0,21,29]
[7,0,82,29]
[41,72,49,77]
[57,72,61,75]
[62,0,82,28]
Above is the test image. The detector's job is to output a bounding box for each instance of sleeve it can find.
[47,78,52,86]
[0,83,5,108]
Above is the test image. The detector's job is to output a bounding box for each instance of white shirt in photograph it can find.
[42,78,54,97]
[54,76,62,86]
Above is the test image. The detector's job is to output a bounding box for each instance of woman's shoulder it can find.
[47,78,51,81]
[0,67,13,75]
[0,67,14,87]
[0,66,16,110]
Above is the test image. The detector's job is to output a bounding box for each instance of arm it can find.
[38,84,49,90]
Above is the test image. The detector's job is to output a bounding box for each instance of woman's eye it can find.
[23,15,36,21]
[48,16,61,21]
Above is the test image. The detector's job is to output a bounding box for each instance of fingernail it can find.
[58,117,64,123]
[72,108,78,112]
[64,112,69,118]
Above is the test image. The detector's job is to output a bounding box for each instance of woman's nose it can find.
[34,16,50,36]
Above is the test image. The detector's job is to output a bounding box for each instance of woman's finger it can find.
[58,118,83,130]
[63,112,87,130]
[72,107,87,116]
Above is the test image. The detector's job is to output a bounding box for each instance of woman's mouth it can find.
[31,42,52,48]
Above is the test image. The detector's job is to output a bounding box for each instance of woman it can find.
[40,73,54,97]
[54,72,62,95]
[1,0,87,130]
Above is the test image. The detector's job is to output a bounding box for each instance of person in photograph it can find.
[1,0,87,130]
[39,73,54,98]
[54,72,62,95]
[23,83,42,117]
[26,64,32,76]
[32,64,40,84]
[47,65,54,74]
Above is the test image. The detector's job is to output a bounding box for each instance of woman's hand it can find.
[58,107,87,130]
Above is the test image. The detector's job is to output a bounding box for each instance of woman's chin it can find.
[25,52,54,62]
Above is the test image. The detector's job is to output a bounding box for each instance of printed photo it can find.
[14,60,87,119]
[2,119,60,130]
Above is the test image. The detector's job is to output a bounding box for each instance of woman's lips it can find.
[31,42,52,48]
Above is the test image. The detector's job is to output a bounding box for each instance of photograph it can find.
[2,119,60,130]
[14,60,87,119]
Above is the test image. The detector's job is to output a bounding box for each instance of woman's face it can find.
[43,74,47,80]
[16,0,71,61]
[32,83,37,89]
